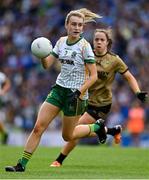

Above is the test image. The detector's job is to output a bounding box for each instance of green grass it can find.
[0,145,149,179]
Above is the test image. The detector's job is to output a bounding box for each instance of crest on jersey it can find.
[71,51,77,58]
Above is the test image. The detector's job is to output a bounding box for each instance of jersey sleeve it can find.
[51,38,61,58]
[82,42,95,64]
[115,56,128,74]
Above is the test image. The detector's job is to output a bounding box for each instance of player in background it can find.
[5,8,106,172]
[50,28,148,167]
[0,71,11,144]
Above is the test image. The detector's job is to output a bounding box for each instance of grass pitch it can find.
[0,145,149,179]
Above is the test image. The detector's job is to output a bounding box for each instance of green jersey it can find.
[88,52,128,107]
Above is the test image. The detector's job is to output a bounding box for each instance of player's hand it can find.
[136,91,148,103]
[68,89,81,105]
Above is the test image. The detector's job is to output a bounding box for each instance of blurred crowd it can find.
[0,0,149,145]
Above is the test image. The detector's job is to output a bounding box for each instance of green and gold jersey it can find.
[88,52,128,107]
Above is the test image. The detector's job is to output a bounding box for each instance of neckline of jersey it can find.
[94,51,108,57]
[66,37,82,46]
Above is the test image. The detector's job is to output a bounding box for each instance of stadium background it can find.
[0,0,149,147]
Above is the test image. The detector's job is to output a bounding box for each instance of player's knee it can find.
[78,119,88,124]
[33,124,43,136]
[62,134,72,141]
[78,117,95,125]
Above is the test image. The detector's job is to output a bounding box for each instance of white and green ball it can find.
[31,37,53,58]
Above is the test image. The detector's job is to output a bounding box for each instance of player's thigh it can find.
[62,115,80,141]
[78,112,96,125]
[35,102,60,131]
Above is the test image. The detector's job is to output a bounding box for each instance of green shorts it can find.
[46,84,88,116]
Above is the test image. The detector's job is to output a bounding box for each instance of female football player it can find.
[50,28,148,167]
[5,8,105,172]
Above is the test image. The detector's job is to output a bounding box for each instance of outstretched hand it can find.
[136,91,148,103]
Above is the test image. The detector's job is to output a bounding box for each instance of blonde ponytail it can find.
[77,8,102,23]
[65,8,102,25]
